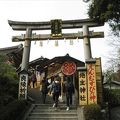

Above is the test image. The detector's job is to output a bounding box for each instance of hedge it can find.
[84,104,102,120]
[0,100,30,120]
[103,88,120,107]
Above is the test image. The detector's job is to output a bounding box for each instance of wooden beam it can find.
[8,19,104,31]
[12,32,104,42]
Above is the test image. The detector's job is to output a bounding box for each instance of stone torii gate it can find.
[8,19,104,100]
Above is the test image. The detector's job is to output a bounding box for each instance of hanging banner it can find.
[87,63,97,104]
[78,71,88,105]
[61,61,76,76]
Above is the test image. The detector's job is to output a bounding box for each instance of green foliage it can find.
[103,68,118,85]
[103,88,120,107]
[0,100,30,120]
[84,104,102,120]
[0,76,18,97]
[0,54,30,120]
[0,54,18,80]
[0,54,19,106]
[88,0,120,36]
[0,95,14,108]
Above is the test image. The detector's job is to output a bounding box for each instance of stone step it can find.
[25,104,78,120]
[34,103,76,106]
[34,104,77,109]
[30,112,77,117]
[27,116,78,120]
[33,108,77,112]
[34,107,77,111]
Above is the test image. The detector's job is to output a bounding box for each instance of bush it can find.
[103,88,120,107]
[0,54,19,106]
[0,95,14,107]
[0,100,30,120]
[0,76,18,97]
[84,104,102,120]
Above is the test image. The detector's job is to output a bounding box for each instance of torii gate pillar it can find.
[21,28,32,71]
[18,28,32,100]
[83,25,92,60]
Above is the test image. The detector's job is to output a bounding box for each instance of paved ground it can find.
[111,106,120,120]
[28,87,53,104]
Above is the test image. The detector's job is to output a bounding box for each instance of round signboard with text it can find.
[61,61,76,76]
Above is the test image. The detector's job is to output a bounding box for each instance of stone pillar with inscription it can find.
[19,28,32,99]
[18,70,28,100]
[19,28,32,100]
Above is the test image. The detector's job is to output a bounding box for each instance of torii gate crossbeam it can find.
[8,18,103,30]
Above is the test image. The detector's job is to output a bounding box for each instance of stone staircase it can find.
[23,88,84,120]
[24,104,78,120]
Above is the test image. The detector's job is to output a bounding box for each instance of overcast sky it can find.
[0,0,111,69]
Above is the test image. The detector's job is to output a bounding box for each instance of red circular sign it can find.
[61,61,76,75]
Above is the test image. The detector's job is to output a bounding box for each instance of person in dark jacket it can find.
[63,77,75,111]
[41,77,49,104]
[31,72,37,88]
[51,77,61,109]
